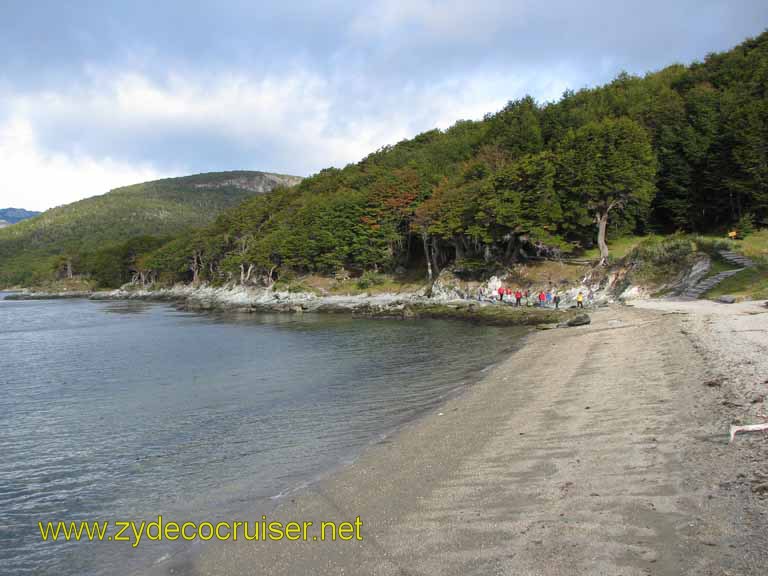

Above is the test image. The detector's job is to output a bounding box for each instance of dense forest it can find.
[0,172,301,286]
[2,33,766,289]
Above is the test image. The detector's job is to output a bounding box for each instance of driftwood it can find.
[729,423,768,443]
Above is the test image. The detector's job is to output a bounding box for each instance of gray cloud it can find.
[0,0,766,209]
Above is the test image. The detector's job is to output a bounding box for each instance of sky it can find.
[1,1,767,211]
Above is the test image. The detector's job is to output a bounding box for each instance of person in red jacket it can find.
[514,290,522,307]
[538,291,546,306]
[497,285,505,302]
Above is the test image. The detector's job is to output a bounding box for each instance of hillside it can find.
[0,171,301,286]
[125,31,767,290]
[4,32,767,290]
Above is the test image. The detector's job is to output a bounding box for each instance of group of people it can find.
[477,285,590,309]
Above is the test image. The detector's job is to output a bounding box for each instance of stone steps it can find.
[719,250,756,268]
[682,268,744,298]
[681,249,755,299]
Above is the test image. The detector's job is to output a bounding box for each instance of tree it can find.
[559,117,657,264]
[486,151,564,260]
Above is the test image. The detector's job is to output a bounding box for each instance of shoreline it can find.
[138,319,534,576]
[4,284,584,326]
[155,300,767,575]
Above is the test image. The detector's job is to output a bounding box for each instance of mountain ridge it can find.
[0,208,41,228]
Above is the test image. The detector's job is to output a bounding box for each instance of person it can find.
[545,290,552,306]
[505,286,513,304]
[515,290,522,307]
[538,291,546,307]
[497,285,505,302]
[554,293,561,309]
[576,291,584,309]
[477,286,484,302]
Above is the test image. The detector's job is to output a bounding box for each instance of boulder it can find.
[431,269,466,301]
[716,295,736,304]
[566,314,591,327]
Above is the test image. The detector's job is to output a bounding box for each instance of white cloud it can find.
[0,64,576,211]
[0,117,172,211]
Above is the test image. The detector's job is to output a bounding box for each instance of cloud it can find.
[1,65,571,210]
[1,0,766,210]
[0,116,170,211]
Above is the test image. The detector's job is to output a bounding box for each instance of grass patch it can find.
[25,277,97,293]
[704,263,768,300]
[301,273,427,296]
[733,229,768,260]
[272,278,322,295]
[698,256,735,280]
[702,229,768,300]
[581,235,663,261]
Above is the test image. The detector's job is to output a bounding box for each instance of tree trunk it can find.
[453,239,464,261]
[504,236,514,260]
[422,232,433,281]
[596,211,610,265]
[191,251,201,285]
[430,239,441,278]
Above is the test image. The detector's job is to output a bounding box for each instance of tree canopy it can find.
[2,31,767,288]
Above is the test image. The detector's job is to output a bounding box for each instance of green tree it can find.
[560,117,657,263]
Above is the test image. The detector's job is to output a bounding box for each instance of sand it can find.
[158,301,768,576]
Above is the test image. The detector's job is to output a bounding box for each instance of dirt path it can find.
[177,305,767,576]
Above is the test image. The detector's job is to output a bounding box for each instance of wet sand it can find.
[166,303,768,575]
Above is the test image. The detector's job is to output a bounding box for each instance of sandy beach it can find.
[161,301,768,576]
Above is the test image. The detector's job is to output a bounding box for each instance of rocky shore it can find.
[7,283,585,326]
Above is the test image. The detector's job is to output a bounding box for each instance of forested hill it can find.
[0,208,41,228]
[128,31,766,289]
[3,32,767,290]
[0,171,301,286]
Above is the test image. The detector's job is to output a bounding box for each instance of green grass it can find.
[733,229,768,260]
[699,255,735,280]
[581,234,663,261]
[703,229,768,300]
[704,265,768,300]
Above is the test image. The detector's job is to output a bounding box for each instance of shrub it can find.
[356,270,386,289]
[737,212,756,238]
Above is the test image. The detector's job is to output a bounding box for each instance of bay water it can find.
[0,295,524,575]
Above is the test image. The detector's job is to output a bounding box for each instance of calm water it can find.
[0,294,524,575]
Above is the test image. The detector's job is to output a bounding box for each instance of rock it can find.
[566,314,591,327]
[752,483,768,495]
[716,295,736,304]
[536,324,557,330]
[430,269,467,301]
